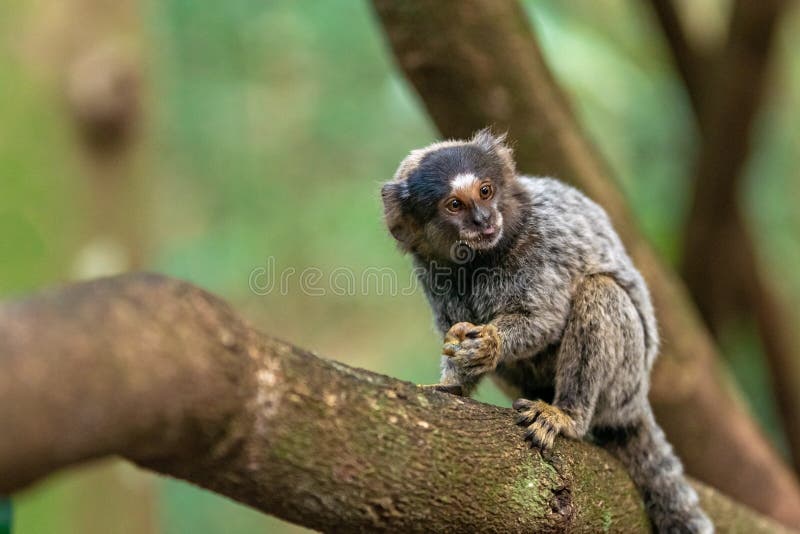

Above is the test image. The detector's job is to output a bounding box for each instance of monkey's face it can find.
[382,130,517,260]
[430,170,504,252]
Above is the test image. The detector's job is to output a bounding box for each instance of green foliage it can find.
[0,34,82,296]
[0,499,10,534]
[160,479,311,534]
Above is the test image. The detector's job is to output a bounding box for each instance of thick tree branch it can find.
[369,0,800,526]
[0,274,792,533]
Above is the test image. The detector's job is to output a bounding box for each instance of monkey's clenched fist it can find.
[442,322,501,380]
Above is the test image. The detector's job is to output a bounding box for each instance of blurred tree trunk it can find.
[649,0,800,472]
[647,0,709,130]
[25,0,149,273]
[67,44,148,277]
[0,274,794,533]
[18,1,156,532]
[370,0,800,526]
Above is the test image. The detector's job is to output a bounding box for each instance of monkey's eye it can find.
[479,183,493,199]
[446,198,463,212]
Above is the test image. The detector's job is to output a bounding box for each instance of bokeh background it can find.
[2,0,799,532]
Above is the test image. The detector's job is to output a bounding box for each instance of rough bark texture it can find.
[0,274,793,533]
[369,0,800,526]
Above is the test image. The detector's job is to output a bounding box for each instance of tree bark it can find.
[369,0,800,526]
[0,273,793,533]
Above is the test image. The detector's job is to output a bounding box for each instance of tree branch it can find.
[648,0,800,477]
[673,0,800,472]
[646,0,709,127]
[0,274,792,533]
[681,0,784,332]
[369,0,800,526]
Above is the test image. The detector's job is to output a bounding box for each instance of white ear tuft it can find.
[471,127,508,150]
[471,127,516,178]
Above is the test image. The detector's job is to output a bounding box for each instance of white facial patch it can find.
[450,173,479,194]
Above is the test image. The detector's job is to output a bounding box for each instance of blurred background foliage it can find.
[1,0,799,532]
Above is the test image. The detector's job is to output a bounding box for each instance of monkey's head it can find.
[381,129,518,260]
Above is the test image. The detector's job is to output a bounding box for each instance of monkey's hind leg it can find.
[511,274,712,532]
[514,274,627,450]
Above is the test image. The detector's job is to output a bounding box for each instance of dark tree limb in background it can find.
[646,0,709,130]
[680,0,800,469]
[370,0,800,526]
[653,0,800,471]
[0,274,793,533]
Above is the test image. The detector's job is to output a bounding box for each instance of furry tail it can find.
[595,410,713,534]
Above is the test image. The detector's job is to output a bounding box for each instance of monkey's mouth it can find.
[461,226,503,249]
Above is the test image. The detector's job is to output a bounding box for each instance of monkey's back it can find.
[516,176,659,368]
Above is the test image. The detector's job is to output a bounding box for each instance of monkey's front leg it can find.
[428,314,550,396]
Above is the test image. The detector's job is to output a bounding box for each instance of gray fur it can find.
[382,131,713,533]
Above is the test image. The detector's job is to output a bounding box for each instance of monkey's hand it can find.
[442,322,501,380]
[513,399,578,451]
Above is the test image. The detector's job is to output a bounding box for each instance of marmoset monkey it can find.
[381,129,712,533]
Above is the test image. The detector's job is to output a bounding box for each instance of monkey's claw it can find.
[513,399,575,451]
[442,322,501,378]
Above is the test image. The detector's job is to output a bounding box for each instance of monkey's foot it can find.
[513,399,576,450]
[442,322,501,379]
[418,383,464,396]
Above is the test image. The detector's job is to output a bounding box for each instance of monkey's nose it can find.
[472,210,491,228]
